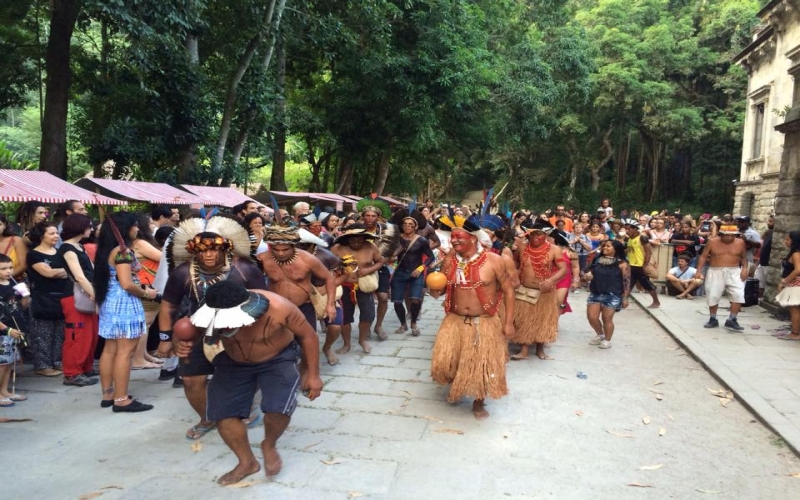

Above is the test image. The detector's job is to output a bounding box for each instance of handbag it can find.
[515,285,541,305]
[73,283,96,314]
[310,285,344,319]
[644,260,659,279]
[357,272,379,293]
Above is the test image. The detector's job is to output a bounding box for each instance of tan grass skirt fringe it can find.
[431,313,508,402]
[509,290,560,344]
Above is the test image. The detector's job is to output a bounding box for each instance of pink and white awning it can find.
[0,170,126,205]
[76,178,204,205]
[180,184,257,208]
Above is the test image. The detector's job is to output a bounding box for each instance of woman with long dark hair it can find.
[0,213,27,278]
[583,240,630,349]
[130,214,163,370]
[93,212,157,412]
[27,222,70,376]
[776,230,800,341]
[58,214,99,386]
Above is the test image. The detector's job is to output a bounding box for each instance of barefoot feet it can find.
[472,400,490,420]
[217,460,260,485]
[359,340,372,354]
[535,344,553,360]
[510,345,529,360]
[335,344,351,355]
[323,349,339,366]
[261,444,283,477]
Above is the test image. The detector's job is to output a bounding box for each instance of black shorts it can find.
[206,342,301,421]
[377,265,391,294]
[341,285,375,324]
[298,302,316,328]
[630,265,656,291]
[178,335,215,377]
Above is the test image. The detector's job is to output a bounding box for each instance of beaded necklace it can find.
[190,254,232,303]
[443,249,498,315]
[521,242,555,280]
[270,248,297,266]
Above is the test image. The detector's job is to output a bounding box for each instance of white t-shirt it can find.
[668,266,697,280]
[597,207,613,218]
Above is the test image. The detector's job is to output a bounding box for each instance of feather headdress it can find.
[436,210,482,233]
[297,228,328,248]
[167,216,252,270]
[357,194,391,219]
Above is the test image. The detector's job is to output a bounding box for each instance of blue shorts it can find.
[206,342,301,421]
[341,285,375,324]
[587,292,622,311]
[391,267,425,302]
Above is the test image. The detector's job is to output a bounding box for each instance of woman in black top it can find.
[583,240,630,349]
[776,231,800,340]
[58,214,99,386]
[27,222,70,376]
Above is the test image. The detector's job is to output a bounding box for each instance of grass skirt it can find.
[431,313,508,402]
[776,285,800,307]
[509,290,560,344]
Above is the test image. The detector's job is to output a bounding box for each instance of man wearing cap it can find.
[176,280,323,485]
[258,226,337,329]
[429,217,515,419]
[330,224,385,354]
[736,216,762,268]
[695,224,748,330]
[158,217,267,440]
[623,219,661,308]
[510,219,567,360]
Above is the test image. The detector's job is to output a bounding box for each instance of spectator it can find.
[670,221,701,266]
[242,212,268,255]
[623,220,660,309]
[755,215,774,297]
[597,198,614,218]
[570,223,592,272]
[666,253,700,299]
[151,206,174,230]
[549,205,574,232]
[293,201,310,222]
[776,230,800,341]
[0,214,27,279]
[736,216,762,269]
[130,214,163,370]
[0,253,28,406]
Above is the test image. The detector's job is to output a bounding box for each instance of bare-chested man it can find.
[257,226,336,327]
[330,225,385,354]
[176,281,322,485]
[429,224,515,420]
[695,224,748,331]
[510,220,566,360]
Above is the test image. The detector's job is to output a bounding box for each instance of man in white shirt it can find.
[666,253,699,299]
[736,216,762,267]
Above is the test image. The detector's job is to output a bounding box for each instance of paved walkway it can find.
[4,294,800,499]
[631,290,800,456]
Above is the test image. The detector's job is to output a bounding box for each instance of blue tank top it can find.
[589,259,623,295]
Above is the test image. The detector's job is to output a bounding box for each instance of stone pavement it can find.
[4,293,800,499]
[631,290,800,456]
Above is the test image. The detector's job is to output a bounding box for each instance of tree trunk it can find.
[336,153,354,194]
[177,32,200,182]
[212,0,284,176]
[39,0,81,178]
[321,145,332,192]
[649,141,662,203]
[372,144,393,195]
[589,126,614,191]
[270,39,287,192]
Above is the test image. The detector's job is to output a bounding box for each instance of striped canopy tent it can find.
[0,170,126,205]
[179,184,258,209]
[252,191,358,213]
[75,178,204,205]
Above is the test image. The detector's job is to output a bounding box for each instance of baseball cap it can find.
[736,215,751,223]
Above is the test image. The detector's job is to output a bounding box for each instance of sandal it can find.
[0,398,14,408]
[186,422,217,440]
[411,326,421,337]
[8,394,27,402]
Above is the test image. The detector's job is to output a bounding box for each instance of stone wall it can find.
[733,175,780,233]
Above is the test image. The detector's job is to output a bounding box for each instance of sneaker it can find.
[172,374,184,388]
[158,368,177,381]
[589,335,605,345]
[63,374,99,387]
[598,340,612,349]
[112,399,154,413]
[725,318,745,331]
[703,318,719,329]
[83,369,99,377]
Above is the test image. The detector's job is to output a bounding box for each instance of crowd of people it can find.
[1,194,798,486]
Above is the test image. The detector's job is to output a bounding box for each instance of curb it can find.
[630,294,800,457]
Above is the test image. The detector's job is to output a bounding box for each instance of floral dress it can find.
[98,250,146,340]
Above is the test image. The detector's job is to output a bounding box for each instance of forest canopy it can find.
[0,0,761,212]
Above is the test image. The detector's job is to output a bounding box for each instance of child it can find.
[0,253,30,407]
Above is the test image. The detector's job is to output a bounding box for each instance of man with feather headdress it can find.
[157,215,267,440]
[356,196,399,340]
[429,212,516,420]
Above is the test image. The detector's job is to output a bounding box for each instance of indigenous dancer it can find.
[330,225,385,354]
[389,208,435,336]
[356,197,399,340]
[510,219,567,360]
[429,215,515,420]
[552,230,580,313]
[177,281,322,485]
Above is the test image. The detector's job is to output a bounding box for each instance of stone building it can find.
[733,0,800,308]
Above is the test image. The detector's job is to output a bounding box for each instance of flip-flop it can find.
[0,398,14,407]
[510,355,528,361]
[131,363,161,370]
[8,394,27,402]
[186,423,217,440]
[777,334,800,341]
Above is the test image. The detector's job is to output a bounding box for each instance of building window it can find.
[752,103,765,159]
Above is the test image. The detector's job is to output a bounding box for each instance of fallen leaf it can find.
[642,416,651,425]
[575,410,584,417]
[606,429,636,438]
[659,427,667,436]
[720,397,732,408]
[668,414,674,421]
[421,415,443,422]
[399,400,410,409]
[78,493,104,500]
[434,428,465,435]
[301,441,322,451]
[348,492,364,498]
[321,458,344,465]
[401,390,412,396]
[0,417,32,423]
[677,353,688,357]
[101,486,124,491]
[787,472,800,478]
[503,434,509,439]
[190,442,203,453]
[627,483,654,488]
[640,464,664,470]
[555,374,568,380]
[696,489,721,494]
[707,388,733,399]
[652,381,663,386]
[655,393,664,401]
